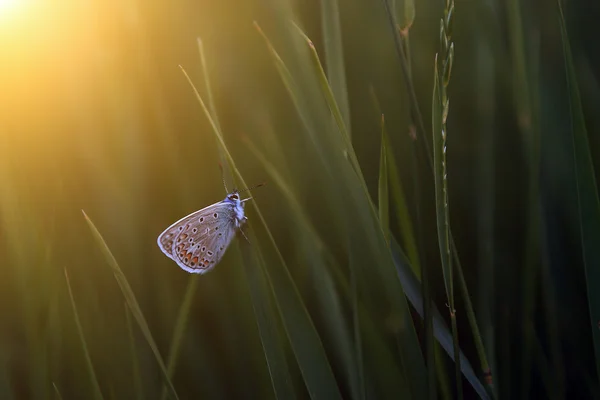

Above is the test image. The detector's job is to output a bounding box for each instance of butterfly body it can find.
[157,190,250,274]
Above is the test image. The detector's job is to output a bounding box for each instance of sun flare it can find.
[0,0,19,14]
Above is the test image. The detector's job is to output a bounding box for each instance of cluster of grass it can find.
[0,0,598,398]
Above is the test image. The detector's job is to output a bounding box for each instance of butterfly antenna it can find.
[219,162,229,193]
[237,182,266,193]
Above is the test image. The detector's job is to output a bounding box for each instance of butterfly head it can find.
[225,190,248,224]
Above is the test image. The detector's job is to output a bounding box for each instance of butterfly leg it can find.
[239,227,251,244]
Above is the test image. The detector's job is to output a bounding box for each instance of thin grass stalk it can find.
[320,0,351,138]
[239,243,297,400]
[504,0,541,395]
[558,0,600,383]
[379,115,390,244]
[81,211,180,400]
[383,0,491,389]
[159,277,199,400]
[125,304,144,400]
[53,383,63,400]
[64,269,104,400]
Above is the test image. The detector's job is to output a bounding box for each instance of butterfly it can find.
[157,185,260,274]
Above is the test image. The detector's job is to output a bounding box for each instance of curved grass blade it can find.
[179,65,343,400]
[159,278,198,400]
[379,115,390,244]
[81,211,179,400]
[558,1,600,382]
[320,0,351,138]
[64,269,104,400]
[53,383,63,400]
[239,241,297,400]
[389,239,490,400]
[248,139,410,398]
[246,138,364,399]
[275,23,427,398]
[125,304,144,400]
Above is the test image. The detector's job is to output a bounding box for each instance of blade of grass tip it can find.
[53,382,64,400]
[369,87,420,273]
[125,304,144,400]
[290,23,359,176]
[64,269,104,400]
[320,0,351,139]
[239,241,297,400]
[159,277,199,400]
[81,211,179,400]
[389,239,491,400]
[379,114,390,244]
[558,1,600,382]
[179,66,343,400]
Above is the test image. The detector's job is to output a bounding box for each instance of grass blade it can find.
[558,1,600,382]
[432,58,461,398]
[125,304,144,400]
[389,240,490,400]
[379,114,390,243]
[53,382,64,400]
[64,269,104,400]
[246,138,365,399]
[159,278,198,400]
[320,0,351,138]
[239,242,297,400]
[81,211,180,400]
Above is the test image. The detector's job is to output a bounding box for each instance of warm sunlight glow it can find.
[0,0,20,17]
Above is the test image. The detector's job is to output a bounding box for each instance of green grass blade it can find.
[369,87,420,273]
[159,277,198,400]
[389,239,490,400]
[432,55,462,398]
[248,145,407,398]
[239,242,297,400]
[432,56,452,312]
[281,23,427,398]
[81,211,180,400]
[53,382,64,400]
[246,138,364,399]
[64,269,104,400]
[558,1,600,382]
[125,304,144,400]
[320,0,351,138]
[379,115,390,243]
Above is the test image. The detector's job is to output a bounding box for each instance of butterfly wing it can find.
[157,201,239,274]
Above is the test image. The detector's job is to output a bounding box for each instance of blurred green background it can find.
[0,0,599,398]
